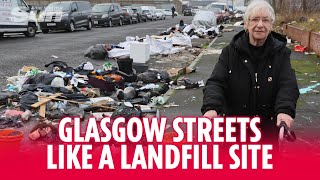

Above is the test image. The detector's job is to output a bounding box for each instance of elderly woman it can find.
[201,0,299,144]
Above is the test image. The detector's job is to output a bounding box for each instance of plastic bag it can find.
[64,107,85,118]
[294,45,305,52]
[84,44,108,60]
[192,10,217,28]
[19,91,38,111]
[111,104,142,122]
[137,70,170,83]
[23,73,58,85]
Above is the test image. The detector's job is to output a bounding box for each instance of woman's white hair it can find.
[244,0,275,23]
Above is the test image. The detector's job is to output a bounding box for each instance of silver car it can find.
[154,9,166,20]
[142,9,157,21]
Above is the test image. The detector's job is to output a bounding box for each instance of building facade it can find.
[26,0,173,8]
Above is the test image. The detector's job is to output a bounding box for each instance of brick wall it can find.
[283,24,320,56]
[310,32,320,56]
[285,25,310,48]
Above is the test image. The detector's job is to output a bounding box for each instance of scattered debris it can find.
[51,55,59,59]
[163,103,179,108]
[294,45,306,52]
[0,21,217,144]
[299,83,320,94]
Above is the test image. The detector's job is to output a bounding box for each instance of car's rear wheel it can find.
[0,33,4,39]
[24,23,37,37]
[86,20,92,30]
[67,21,75,32]
[42,29,49,34]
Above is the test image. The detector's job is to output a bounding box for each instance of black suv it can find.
[183,8,194,16]
[39,1,93,33]
[126,6,147,22]
[92,3,124,27]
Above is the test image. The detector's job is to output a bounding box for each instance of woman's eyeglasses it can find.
[249,17,272,24]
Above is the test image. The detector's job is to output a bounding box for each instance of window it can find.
[114,5,119,11]
[71,2,77,11]
[17,0,28,9]
[45,2,71,12]
[110,5,114,11]
[77,2,91,11]
[92,4,110,13]
[77,2,84,11]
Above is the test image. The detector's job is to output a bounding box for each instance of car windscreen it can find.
[131,9,138,13]
[142,10,150,13]
[45,2,71,12]
[92,5,110,13]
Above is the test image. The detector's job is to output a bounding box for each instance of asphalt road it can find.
[0,16,193,89]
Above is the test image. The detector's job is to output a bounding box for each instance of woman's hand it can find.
[277,113,294,128]
[203,110,218,119]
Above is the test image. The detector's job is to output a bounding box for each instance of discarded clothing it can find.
[45,61,73,75]
[0,116,23,129]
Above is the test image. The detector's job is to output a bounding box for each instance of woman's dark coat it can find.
[201,30,300,126]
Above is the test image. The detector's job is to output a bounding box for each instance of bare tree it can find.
[302,0,307,13]
[307,0,320,13]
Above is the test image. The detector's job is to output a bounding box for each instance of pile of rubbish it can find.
[0,20,217,143]
[84,21,223,60]
[0,55,204,141]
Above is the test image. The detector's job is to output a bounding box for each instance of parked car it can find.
[38,1,92,33]
[154,9,166,20]
[163,9,171,16]
[206,2,233,12]
[164,9,178,16]
[193,7,200,14]
[142,10,157,21]
[122,7,138,24]
[0,0,38,38]
[183,8,194,16]
[92,3,124,27]
[129,6,147,22]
